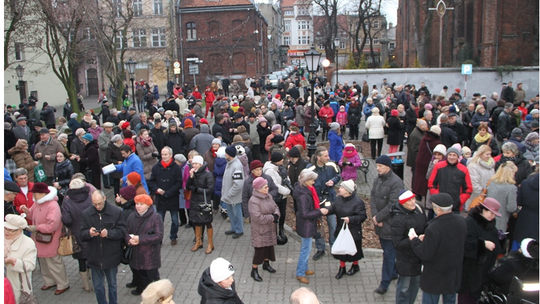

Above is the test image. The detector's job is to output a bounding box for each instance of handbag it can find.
[469,180,492,210]
[84,168,93,184]
[121,216,151,265]
[57,226,82,256]
[198,189,212,213]
[362,131,369,142]
[18,263,38,304]
[34,162,47,182]
[331,222,357,256]
[35,231,54,243]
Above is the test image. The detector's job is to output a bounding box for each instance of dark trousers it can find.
[322,127,329,141]
[349,124,359,140]
[252,144,261,161]
[111,178,120,197]
[370,138,383,158]
[102,173,110,188]
[132,268,160,294]
[276,198,287,227]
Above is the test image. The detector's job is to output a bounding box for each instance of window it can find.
[318,43,324,49]
[340,41,346,49]
[186,22,196,40]
[114,33,124,49]
[132,29,147,48]
[389,42,395,50]
[14,43,24,61]
[284,21,291,31]
[298,35,310,45]
[114,0,122,18]
[83,28,95,40]
[373,36,379,45]
[283,36,290,45]
[298,8,308,15]
[373,20,379,29]
[153,0,163,15]
[133,0,143,16]
[365,38,370,45]
[298,21,310,30]
[284,10,293,16]
[152,28,166,47]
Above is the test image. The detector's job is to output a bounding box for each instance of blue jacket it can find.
[363,103,375,119]
[4,168,12,181]
[306,161,341,203]
[329,99,339,118]
[328,130,344,162]
[114,153,149,193]
[213,157,227,196]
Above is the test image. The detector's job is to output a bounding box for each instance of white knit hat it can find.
[433,144,447,156]
[340,180,356,194]
[210,258,235,283]
[192,155,204,165]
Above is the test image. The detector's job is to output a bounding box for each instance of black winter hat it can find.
[271,152,283,163]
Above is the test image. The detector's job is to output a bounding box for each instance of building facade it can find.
[280,0,313,66]
[258,2,284,73]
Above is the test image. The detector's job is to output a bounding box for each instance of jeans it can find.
[296,237,312,276]
[225,202,243,234]
[157,210,179,240]
[422,292,456,304]
[379,237,397,289]
[314,214,337,251]
[396,275,421,304]
[90,267,118,304]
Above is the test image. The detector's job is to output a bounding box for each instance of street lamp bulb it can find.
[254,30,259,34]
[15,64,24,80]
[164,58,171,68]
[322,59,331,68]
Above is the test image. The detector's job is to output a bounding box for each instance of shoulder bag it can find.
[19,263,38,304]
[57,226,82,256]
[469,180,492,210]
[35,231,54,244]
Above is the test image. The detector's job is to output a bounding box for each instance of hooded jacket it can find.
[198,267,244,304]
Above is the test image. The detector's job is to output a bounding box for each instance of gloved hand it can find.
[152,152,159,157]
[26,225,37,233]
[272,214,279,223]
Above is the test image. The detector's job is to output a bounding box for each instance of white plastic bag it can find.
[331,222,357,256]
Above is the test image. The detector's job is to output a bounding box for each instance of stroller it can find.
[479,276,539,304]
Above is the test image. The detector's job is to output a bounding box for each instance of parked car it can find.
[265,74,278,89]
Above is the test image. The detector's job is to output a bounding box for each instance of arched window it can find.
[186,22,196,40]
[232,52,246,74]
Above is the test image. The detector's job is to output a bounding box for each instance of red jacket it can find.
[428,160,472,212]
[13,182,34,224]
[319,106,334,125]
[285,132,306,150]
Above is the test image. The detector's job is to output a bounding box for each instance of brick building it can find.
[177,0,268,86]
[395,0,539,68]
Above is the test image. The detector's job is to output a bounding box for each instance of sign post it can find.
[461,64,473,98]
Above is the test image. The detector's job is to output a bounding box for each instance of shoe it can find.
[178,222,185,227]
[251,268,263,282]
[79,271,92,292]
[171,239,177,246]
[262,261,276,273]
[296,276,309,284]
[224,230,235,235]
[335,267,346,280]
[185,223,192,229]
[54,286,70,295]
[131,289,142,296]
[41,285,57,291]
[191,226,203,252]
[312,250,325,260]
[232,232,244,239]
[125,282,136,288]
[374,286,387,295]
[305,270,315,275]
[346,264,360,276]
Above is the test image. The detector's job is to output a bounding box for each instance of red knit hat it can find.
[200,118,209,125]
[134,194,153,206]
[250,160,263,171]
[121,121,130,130]
[127,172,141,185]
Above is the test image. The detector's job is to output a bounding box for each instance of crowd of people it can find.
[3,75,539,304]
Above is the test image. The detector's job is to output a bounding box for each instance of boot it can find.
[346,264,360,276]
[335,267,347,280]
[262,261,276,273]
[191,226,203,252]
[251,267,263,282]
[79,271,93,292]
[205,228,214,254]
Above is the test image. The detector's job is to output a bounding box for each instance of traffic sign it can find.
[173,61,180,68]
[461,64,472,75]
[174,67,181,74]
[189,64,199,75]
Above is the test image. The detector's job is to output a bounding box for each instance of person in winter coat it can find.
[61,179,94,292]
[390,190,426,304]
[413,126,442,199]
[338,143,361,182]
[213,147,227,214]
[409,193,467,304]
[186,155,215,254]
[263,153,291,240]
[34,129,65,184]
[470,105,490,137]
[293,169,329,284]
[336,105,348,134]
[80,190,126,303]
[458,199,502,303]
[485,161,518,235]
[21,184,70,295]
[136,129,159,180]
[387,109,404,155]
[114,145,150,193]
[470,123,499,157]
[347,98,362,140]
[513,173,539,250]
[4,214,37,304]
[8,139,37,182]
[51,151,75,205]
[497,103,514,142]
[203,138,221,174]
[40,102,57,129]
[465,144,496,209]
[241,160,278,218]
[183,119,200,146]
[87,120,103,140]
[106,135,124,196]
[257,118,272,163]
[190,124,214,156]
[147,147,182,245]
[365,107,386,158]
[295,99,306,133]
[285,123,306,150]
[248,177,280,282]
[328,122,344,162]
[495,142,532,186]
[371,155,404,294]
[523,132,539,161]
[318,101,334,140]
[163,121,188,156]
[287,147,309,188]
[77,133,102,190]
[198,257,244,304]
[125,194,163,295]
[324,180,367,279]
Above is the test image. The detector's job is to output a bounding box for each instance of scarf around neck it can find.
[161,158,173,168]
[308,185,320,209]
[474,132,491,144]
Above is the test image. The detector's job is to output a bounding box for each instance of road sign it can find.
[173,67,181,74]
[173,61,180,68]
[188,64,199,75]
[461,64,473,75]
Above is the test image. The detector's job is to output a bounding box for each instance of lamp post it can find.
[124,57,137,109]
[304,46,321,158]
[15,64,25,103]
[164,58,171,85]
[334,38,340,85]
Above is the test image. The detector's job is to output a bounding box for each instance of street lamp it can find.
[304,45,321,157]
[15,64,25,103]
[164,58,171,94]
[334,38,340,86]
[124,57,137,108]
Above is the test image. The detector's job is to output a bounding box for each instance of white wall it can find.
[334,67,540,100]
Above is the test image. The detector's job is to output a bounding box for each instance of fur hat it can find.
[140,279,175,304]
[32,182,50,194]
[210,258,235,283]
[4,214,28,230]
[69,178,86,190]
[430,125,442,136]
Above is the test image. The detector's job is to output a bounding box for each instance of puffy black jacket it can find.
[497,110,512,141]
[147,160,182,212]
[439,123,458,148]
[391,203,426,276]
[186,162,215,224]
[125,207,163,270]
[347,104,361,125]
[198,268,244,304]
[326,193,367,241]
[80,202,126,270]
[495,155,532,186]
[164,130,188,156]
[370,170,404,240]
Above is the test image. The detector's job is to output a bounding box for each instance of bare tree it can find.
[343,0,382,67]
[412,0,435,67]
[313,0,340,65]
[4,0,30,70]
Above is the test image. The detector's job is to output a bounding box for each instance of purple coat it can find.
[339,154,361,181]
[125,207,163,270]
